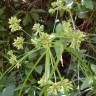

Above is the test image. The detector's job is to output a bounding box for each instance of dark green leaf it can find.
[0,25,6,31]
[23,14,31,26]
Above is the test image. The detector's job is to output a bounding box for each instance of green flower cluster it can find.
[7,50,21,69]
[49,0,73,14]
[62,21,85,49]
[31,23,55,48]
[49,0,65,13]
[7,50,17,65]
[48,79,73,96]
[9,16,22,32]
[70,30,85,49]
[38,75,53,87]
[62,21,72,34]
[38,76,73,96]
[32,23,44,33]
[13,37,24,50]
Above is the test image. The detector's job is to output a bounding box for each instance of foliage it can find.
[0,0,96,96]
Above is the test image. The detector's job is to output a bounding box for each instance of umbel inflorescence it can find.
[7,0,86,94]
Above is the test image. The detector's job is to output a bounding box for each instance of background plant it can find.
[0,0,96,96]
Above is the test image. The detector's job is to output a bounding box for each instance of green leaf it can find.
[31,13,40,21]
[76,4,87,18]
[0,7,5,16]
[54,40,64,57]
[30,9,40,21]
[81,77,93,90]
[31,9,46,13]
[77,11,87,19]
[23,14,31,26]
[90,37,96,43]
[91,64,96,74]
[2,84,15,96]
[0,25,6,31]
[82,0,93,9]
[35,65,43,74]
[55,22,63,35]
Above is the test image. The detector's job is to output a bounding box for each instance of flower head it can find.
[38,76,73,96]
[9,55,17,65]
[32,23,44,34]
[49,0,67,14]
[61,21,86,49]
[7,50,13,56]
[16,63,21,69]
[47,78,73,96]
[70,30,86,49]
[31,23,55,48]
[31,32,55,48]
[38,75,53,87]
[13,37,24,50]
[9,16,22,32]
[7,50,17,65]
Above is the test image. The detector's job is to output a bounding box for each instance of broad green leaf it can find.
[77,11,87,18]
[91,64,96,74]
[82,0,93,9]
[2,84,15,96]
[55,22,63,35]
[81,77,93,90]
[31,9,46,13]
[76,4,87,18]
[35,65,43,74]
[90,37,96,43]
[30,9,40,21]
[0,25,6,31]
[23,14,31,26]
[0,7,5,16]
[31,13,40,21]
[54,40,64,57]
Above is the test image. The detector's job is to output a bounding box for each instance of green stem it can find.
[49,50,62,80]
[19,51,45,96]
[49,49,63,80]
[45,48,50,82]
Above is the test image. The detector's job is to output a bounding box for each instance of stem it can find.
[49,49,63,80]
[49,50,62,80]
[45,48,50,82]
[52,3,59,33]
[49,50,57,82]
[22,29,32,38]
[77,59,80,95]
[19,51,45,96]
[69,10,76,30]
[69,9,81,94]
[51,60,56,82]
